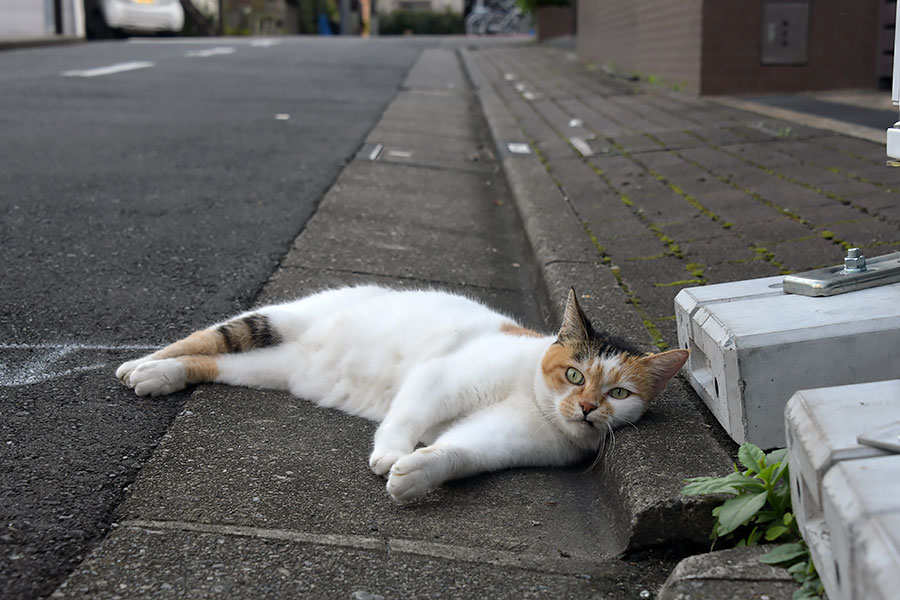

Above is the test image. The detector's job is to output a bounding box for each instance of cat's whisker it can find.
[608,414,639,432]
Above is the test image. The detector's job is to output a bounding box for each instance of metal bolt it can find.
[843,248,867,273]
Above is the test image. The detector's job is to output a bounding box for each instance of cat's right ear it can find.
[557,287,589,343]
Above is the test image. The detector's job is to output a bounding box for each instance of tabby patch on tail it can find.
[117,286,687,502]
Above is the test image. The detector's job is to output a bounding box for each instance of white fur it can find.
[118,286,627,502]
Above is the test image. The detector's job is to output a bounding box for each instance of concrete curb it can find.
[709,95,886,145]
[459,46,732,554]
[658,545,796,600]
[0,36,85,51]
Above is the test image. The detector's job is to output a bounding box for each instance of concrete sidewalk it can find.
[51,40,899,599]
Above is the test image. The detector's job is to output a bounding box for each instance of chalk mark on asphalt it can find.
[0,343,157,387]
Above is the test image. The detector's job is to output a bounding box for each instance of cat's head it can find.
[538,289,688,448]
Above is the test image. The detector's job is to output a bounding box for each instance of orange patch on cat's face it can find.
[540,343,572,392]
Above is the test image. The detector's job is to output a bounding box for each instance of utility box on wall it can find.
[761,2,809,64]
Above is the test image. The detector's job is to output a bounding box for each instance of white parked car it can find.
[86,0,185,37]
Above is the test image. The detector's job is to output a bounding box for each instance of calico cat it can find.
[116,286,687,502]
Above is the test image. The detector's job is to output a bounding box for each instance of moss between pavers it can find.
[686,128,893,234]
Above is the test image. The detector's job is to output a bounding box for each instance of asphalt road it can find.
[0,36,431,599]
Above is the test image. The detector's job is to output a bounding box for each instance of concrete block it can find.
[822,455,900,600]
[657,545,795,600]
[856,513,900,600]
[784,381,900,600]
[784,382,896,531]
[675,276,900,447]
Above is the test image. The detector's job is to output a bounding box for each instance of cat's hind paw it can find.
[386,449,441,502]
[126,358,187,397]
[116,357,153,387]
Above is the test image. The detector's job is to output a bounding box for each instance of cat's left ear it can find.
[640,349,689,399]
[557,287,591,343]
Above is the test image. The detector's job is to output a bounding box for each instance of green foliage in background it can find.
[378,9,463,35]
[682,443,824,599]
[516,0,572,13]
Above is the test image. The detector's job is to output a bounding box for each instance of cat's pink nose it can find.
[579,401,595,415]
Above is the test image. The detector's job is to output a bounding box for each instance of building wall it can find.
[578,0,881,96]
[2,0,51,36]
[577,0,704,94]
[1,0,84,37]
[701,0,880,95]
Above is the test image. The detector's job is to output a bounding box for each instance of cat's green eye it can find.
[565,367,584,386]
[609,387,630,400]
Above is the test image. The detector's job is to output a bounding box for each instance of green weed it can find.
[683,443,824,599]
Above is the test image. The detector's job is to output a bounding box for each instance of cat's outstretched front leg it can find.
[384,400,575,502]
[368,365,486,476]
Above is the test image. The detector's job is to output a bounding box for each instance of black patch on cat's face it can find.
[557,288,643,361]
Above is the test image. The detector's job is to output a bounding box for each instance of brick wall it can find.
[701,0,880,95]
[577,0,881,96]
[577,0,704,94]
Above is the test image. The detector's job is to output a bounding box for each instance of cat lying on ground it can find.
[117,286,687,502]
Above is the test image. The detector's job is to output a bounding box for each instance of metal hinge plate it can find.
[858,421,900,454]
[783,251,900,297]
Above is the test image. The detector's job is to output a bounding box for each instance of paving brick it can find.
[608,133,668,154]
[725,143,851,187]
[859,241,900,257]
[660,222,760,264]
[704,258,781,284]
[868,202,900,223]
[608,95,698,131]
[847,165,900,187]
[556,97,631,138]
[730,217,818,247]
[618,255,699,317]
[823,216,900,248]
[805,135,886,163]
[770,236,846,272]
[602,229,671,260]
[801,202,877,226]
[816,178,887,200]
[580,95,649,133]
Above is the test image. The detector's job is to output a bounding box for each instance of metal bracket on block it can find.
[783,250,900,297]
[857,421,900,454]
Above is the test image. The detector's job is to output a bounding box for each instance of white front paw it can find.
[127,359,187,397]
[368,448,408,477]
[386,449,440,502]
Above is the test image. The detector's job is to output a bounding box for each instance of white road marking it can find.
[250,39,281,47]
[387,150,412,158]
[185,46,236,58]
[61,61,155,78]
[569,137,594,157]
[0,342,157,387]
